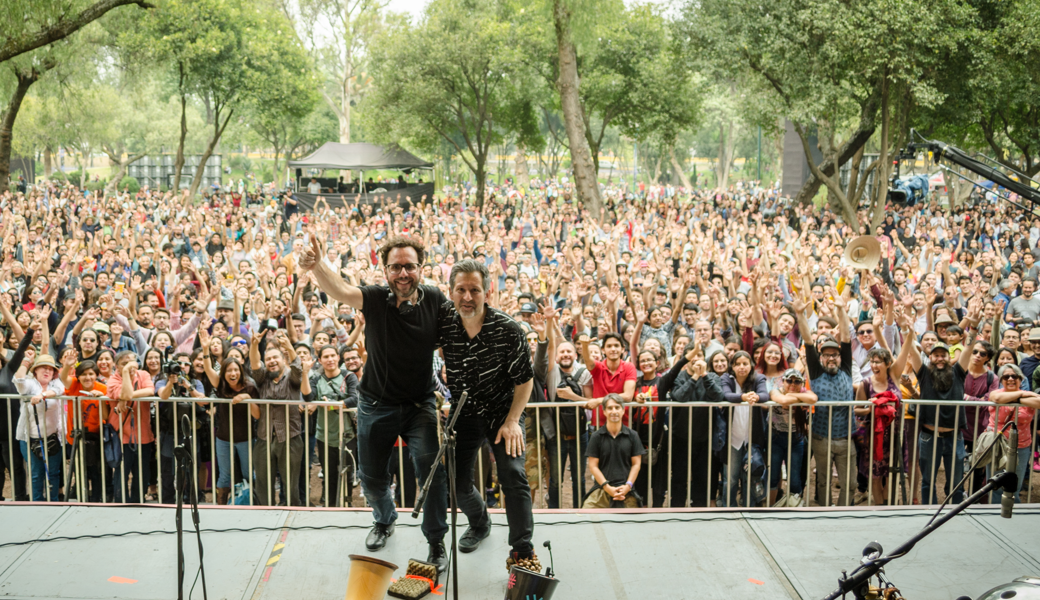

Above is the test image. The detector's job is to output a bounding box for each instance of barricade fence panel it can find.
[1,394,1035,509]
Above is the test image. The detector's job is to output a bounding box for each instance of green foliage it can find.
[118,176,141,193]
[367,0,532,205]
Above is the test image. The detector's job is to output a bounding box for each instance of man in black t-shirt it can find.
[300,233,450,573]
[907,301,977,504]
[583,394,645,509]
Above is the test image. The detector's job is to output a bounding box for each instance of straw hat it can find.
[843,236,882,270]
[31,354,58,373]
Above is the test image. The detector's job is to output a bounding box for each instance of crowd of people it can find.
[1,174,1039,524]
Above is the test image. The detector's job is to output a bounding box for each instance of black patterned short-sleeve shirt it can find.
[437,302,534,428]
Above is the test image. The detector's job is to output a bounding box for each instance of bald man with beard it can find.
[906,301,980,505]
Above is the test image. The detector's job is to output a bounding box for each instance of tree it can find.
[0,0,152,66]
[552,0,602,215]
[287,0,386,144]
[0,59,56,191]
[247,98,332,188]
[367,0,528,209]
[921,0,1040,177]
[679,0,970,228]
[129,0,315,197]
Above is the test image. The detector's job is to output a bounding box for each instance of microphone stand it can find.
[413,391,468,600]
[822,470,1017,600]
[174,413,208,600]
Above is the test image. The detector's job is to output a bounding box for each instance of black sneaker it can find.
[428,540,448,574]
[365,522,394,551]
[459,525,490,553]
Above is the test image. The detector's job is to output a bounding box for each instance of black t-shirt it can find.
[915,362,967,429]
[587,425,645,485]
[359,284,447,404]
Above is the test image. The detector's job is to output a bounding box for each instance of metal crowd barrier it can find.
[1,394,1036,509]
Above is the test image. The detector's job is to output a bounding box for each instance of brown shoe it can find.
[215,487,231,506]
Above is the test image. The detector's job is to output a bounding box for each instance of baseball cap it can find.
[818,337,841,352]
[217,298,234,311]
[929,342,951,354]
[782,368,805,383]
[520,302,538,314]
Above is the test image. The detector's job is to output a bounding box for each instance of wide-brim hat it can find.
[934,313,956,326]
[31,354,58,372]
[843,236,882,270]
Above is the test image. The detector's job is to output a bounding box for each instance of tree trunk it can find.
[514,142,531,189]
[189,108,233,199]
[172,65,188,192]
[795,91,882,205]
[474,155,486,211]
[553,0,602,216]
[871,75,891,230]
[717,121,736,190]
[669,146,692,190]
[43,146,52,178]
[105,150,146,192]
[0,66,44,194]
[793,121,860,229]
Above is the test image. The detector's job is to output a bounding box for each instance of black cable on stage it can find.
[3,508,1036,550]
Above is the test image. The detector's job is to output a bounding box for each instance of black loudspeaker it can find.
[295,168,303,179]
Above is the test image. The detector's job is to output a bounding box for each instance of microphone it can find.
[542,540,555,578]
[1001,423,1018,519]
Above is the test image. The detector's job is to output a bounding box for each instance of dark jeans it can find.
[19,440,62,501]
[112,442,154,503]
[669,436,712,507]
[454,413,533,553]
[546,434,586,509]
[317,437,357,506]
[918,429,965,505]
[356,394,447,544]
[0,438,29,500]
[65,438,103,503]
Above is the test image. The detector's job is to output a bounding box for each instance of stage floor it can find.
[0,504,1038,599]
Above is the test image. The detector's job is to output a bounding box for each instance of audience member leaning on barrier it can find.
[4,178,1040,510]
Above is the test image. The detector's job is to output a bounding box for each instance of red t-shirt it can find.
[65,378,108,443]
[589,360,638,427]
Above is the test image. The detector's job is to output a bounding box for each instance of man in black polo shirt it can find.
[300,233,449,572]
[583,394,645,508]
[437,259,536,572]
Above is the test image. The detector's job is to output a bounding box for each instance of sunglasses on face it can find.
[857,330,873,336]
[1002,374,1021,382]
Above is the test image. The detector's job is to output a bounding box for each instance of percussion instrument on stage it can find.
[972,576,1040,600]
[504,565,560,600]
[345,554,398,600]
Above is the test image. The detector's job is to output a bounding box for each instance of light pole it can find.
[633,139,638,196]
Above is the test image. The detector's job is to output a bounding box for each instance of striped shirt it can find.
[437,302,534,428]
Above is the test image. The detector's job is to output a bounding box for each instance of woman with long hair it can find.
[630,345,682,507]
[213,357,258,505]
[94,349,116,384]
[718,350,769,507]
[852,314,914,505]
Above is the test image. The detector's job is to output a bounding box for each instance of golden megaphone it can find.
[345,554,398,600]
[843,236,882,270]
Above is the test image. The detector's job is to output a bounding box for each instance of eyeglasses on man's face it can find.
[386,263,421,274]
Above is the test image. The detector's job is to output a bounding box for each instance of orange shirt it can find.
[65,378,108,444]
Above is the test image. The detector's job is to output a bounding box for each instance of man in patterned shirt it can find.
[437,259,537,572]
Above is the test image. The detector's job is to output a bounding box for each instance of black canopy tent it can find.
[288,142,433,190]
[287,142,435,211]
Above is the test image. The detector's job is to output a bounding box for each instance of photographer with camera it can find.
[156,351,206,505]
